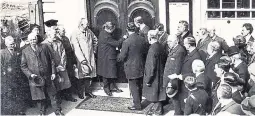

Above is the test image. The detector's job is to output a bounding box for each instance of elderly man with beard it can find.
[70,18,98,99]
[97,22,124,96]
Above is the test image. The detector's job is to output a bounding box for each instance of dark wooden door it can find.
[87,0,158,82]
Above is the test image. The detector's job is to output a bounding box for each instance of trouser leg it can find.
[84,78,93,94]
[128,78,142,108]
[102,77,110,93]
[77,78,86,95]
[172,94,183,115]
[154,101,163,115]
[48,92,62,112]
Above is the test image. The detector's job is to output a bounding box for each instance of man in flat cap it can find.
[97,22,124,96]
[118,22,147,110]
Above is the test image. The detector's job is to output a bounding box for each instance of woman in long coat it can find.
[97,22,124,96]
[70,18,98,98]
[143,30,166,115]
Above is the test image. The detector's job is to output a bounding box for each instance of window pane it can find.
[237,11,250,18]
[252,12,255,18]
[222,11,235,18]
[253,0,255,8]
[208,0,220,8]
[207,11,221,18]
[237,0,250,9]
[222,0,235,9]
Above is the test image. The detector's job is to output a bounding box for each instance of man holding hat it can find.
[21,33,59,115]
[70,18,98,99]
[118,22,147,110]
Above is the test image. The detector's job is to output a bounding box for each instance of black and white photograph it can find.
[0,0,255,115]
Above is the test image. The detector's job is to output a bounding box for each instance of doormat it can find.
[75,96,174,115]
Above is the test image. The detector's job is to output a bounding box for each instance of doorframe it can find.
[165,0,193,34]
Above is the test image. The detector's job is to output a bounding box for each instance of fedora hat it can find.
[241,95,255,115]
[31,75,45,87]
[228,46,240,56]
[81,64,92,76]
[166,87,178,98]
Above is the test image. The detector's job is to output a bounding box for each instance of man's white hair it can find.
[4,36,15,45]
[167,34,178,42]
[192,59,205,73]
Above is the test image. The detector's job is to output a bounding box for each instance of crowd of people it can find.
[1,16,255,116]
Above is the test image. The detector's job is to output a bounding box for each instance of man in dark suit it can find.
[170,37,201,115]
[163,35,186,98]
[242,23,254,46]
[197,28,212,62]
[134,16,150,43]
[143,30,166,115]
[20,33,62,115]
[118,22,147,110]
[207,26,229,54]
[205,41,222,86]
[229,46,250,93]
[177,20,193,46]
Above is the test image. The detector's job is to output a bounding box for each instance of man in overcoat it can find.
[134,16,150,42]
[70,18,97,99]
[197,28,212,62]
[118,22,147,110]
[1,36,28,115]
[143,30,166,115]
[20,33,61,115]
[205,41,222,87]
[57,26,77,102]
[97,22,124,96]
[241,23,254,46]
[176,37,202,115]
[43,27,74,103]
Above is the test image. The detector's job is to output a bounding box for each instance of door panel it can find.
[129,8,154,29]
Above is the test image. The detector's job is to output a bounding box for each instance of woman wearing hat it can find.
[97,22,124,96]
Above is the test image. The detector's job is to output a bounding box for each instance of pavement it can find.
[25,83,175,116]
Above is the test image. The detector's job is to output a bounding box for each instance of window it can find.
[207,0,255,19]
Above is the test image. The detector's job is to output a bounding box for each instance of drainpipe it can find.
[37,0,45,35]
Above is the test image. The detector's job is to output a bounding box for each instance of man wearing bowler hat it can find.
[21,33,61,115]
[228,46,250,93]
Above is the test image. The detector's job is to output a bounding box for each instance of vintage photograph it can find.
[0,0,255,115]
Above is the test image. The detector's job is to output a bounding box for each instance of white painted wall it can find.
[55,0,87,37]
[158,0,167,31]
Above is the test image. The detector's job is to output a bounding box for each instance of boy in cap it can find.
[183,74,209,115]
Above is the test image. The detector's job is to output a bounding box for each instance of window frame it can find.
[206,0,255,20]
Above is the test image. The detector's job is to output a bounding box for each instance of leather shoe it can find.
[111,88,123,93]
[78,93,84,99]
[128,106,142,110]
[55,110,64,116]
[105,91,112,96]
[65,96,77,102]
[85,93,97,98]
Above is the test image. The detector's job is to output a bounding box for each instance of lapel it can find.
[221,101,236,112]
[249,36,254,42]
[205,52,220,66]
[183,49,197,63]
[27,45,38,58]
[197,36,211,49]
[182,31,190,39]
[168,45,180,56]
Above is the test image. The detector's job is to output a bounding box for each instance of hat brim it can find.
[241,98,255,115]
[166,89,178,98]
[31,76,45,87]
